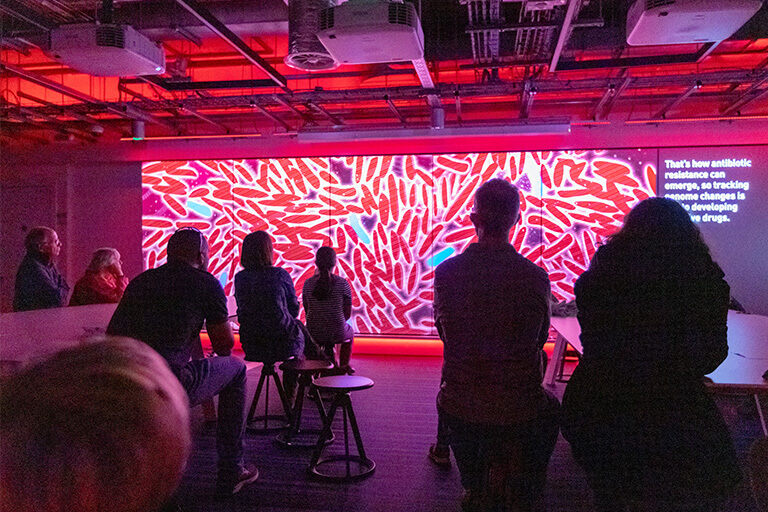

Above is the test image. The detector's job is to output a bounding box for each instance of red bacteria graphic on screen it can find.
[142,151,657,335]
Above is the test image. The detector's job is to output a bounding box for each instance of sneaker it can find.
[428,443,451,467]
[216,463,259,496]
[344,365,356,375]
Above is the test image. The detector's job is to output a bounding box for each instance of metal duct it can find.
[284,0,338,71]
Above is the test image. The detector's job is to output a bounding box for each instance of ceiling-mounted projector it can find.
[626,0,763,46]
[50,24,166,76]
[317,0,424,65]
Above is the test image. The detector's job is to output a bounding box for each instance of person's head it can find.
[167,227,209,270]
[315,246,337,272]
[0,337,191,512]
[241,231,273,270]
[24,226,60,261]
[608,197,707,249]
[470,179,521,241]
[86,248,121,275]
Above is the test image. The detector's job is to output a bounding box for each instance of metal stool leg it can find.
[247,363,290,432]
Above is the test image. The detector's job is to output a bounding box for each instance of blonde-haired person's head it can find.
[86,248,121,274]
[0,337,191,512]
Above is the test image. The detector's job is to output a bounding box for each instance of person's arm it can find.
[203,275,233,356]
[537,279,553,349]
[207,320,235,357]
[686,272,730,376]
[282,269,300,318]
[342,279,352,320]
[16,262,66,310]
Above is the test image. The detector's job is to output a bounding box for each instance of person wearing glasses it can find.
[69,248,128,306]
[107,228,258,496]
[13,226,69,312]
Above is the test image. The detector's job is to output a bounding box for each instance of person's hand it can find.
[108,260,124,278]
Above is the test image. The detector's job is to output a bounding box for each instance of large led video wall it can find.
[142,150,657,335]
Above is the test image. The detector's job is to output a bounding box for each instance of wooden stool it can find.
[276,359,334,447]
[309,375,375,481]
[246,361,292,433]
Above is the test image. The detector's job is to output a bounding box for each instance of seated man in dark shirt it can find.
[434,179,559,512]
[107,228,258,495]
[13,226,69,312]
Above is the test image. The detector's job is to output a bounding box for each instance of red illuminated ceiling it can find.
[1,0,768,145]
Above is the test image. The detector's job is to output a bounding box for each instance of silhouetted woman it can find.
[302,246,355,374]
[235,231,323,400]
[235,231,306,363]
[561,197,740,512]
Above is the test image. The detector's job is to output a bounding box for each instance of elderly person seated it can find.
[13,226,69,312]
[0,337,191,512]
[69,248,128,306]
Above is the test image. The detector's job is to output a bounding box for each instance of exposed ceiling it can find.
[2,0,768,146]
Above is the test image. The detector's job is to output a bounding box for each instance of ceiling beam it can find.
[174,0,289,90]
[557,43,715,71]
[653,80,702,119]
[177,103,230,133]
[0,62,172,128]
[385,95,406,125]
[249,101,292,131]
[591,76,632,120]
[17,91,102,126]
[272,95,314,123]
[720,74,768,115]
[0,0,56,31]
[306,100,343,126]
[549,0,580,73]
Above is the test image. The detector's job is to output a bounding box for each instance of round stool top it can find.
[280,358,333,373]
[312,375,374,392]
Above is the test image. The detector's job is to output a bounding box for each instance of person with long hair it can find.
[561,197,740,511]
[302,246,355,374]
[235,231,325,400]
[69,248,128,306]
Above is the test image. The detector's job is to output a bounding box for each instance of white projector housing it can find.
[317,0,424,65]
[50,24,166,77]
[626,0,763,46]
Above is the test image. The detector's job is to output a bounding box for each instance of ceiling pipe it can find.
[174,0,289,91]
[593,75,631,120]
[591,83,616,120]
[653,80,703,119]
[284,0,337,70]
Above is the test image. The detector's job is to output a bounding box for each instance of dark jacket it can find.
[13,254,69,312]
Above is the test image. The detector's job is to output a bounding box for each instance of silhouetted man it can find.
[13,226,69,312]
[107,228,258,495]
[434,179,559,512]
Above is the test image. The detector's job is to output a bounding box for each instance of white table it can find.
[0,303,118,370]
[544,312,768,435]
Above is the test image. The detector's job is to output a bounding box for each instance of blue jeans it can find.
[177,356,247,473]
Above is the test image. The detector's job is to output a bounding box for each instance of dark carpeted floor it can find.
[172,355,764,512]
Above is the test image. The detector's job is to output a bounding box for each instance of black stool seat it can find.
[309,375,375,481]
[313,375,374,393]
[276,359,334,447]
[246,361,292,433]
